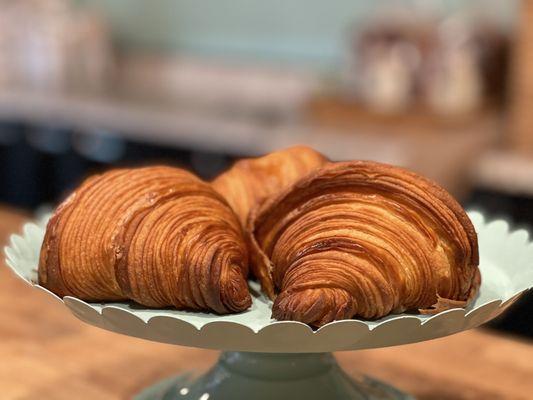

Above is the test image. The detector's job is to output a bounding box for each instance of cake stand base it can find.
[134,352,414,400]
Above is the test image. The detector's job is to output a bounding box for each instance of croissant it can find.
[212,146,328,226]
[249,161,480,326]
[39,166,251,314]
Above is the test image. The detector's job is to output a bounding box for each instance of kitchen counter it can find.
[1,206,531,400]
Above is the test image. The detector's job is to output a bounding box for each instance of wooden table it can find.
[1,206,532,400]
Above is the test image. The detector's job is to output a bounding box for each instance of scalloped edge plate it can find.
[4,211,532,352]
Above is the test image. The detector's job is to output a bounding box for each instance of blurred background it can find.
[0,0,531,337]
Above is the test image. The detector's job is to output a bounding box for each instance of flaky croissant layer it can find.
[39,166,251,314]
[212,146,328,227]
[249,161,480,326]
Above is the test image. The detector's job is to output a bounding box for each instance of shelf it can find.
[0,87,502,195]
[473,150,533,196]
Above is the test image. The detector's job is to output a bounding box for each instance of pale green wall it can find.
[76,0,517,68]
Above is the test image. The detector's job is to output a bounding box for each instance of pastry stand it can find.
[4,212,533,400]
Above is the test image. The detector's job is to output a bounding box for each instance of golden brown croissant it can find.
[39,166,251,314]
[249,161,480,326]
[212,146,328,226]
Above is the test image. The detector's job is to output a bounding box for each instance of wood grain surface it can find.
[1,205,532,400]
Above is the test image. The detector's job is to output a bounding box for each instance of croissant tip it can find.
[220,264,253,313]
[272,288,356,327]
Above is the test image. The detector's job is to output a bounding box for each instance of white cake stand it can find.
[4,211,533,399]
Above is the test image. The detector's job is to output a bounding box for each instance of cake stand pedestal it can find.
[135,352,411,400]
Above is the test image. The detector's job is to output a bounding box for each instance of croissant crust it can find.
[39,166,251,314]
[249,161,480,326]
[212,146,328,227]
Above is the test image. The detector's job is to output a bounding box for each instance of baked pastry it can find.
[39,166,251,314]
[249,161,480,326]
[212,146,328,226]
